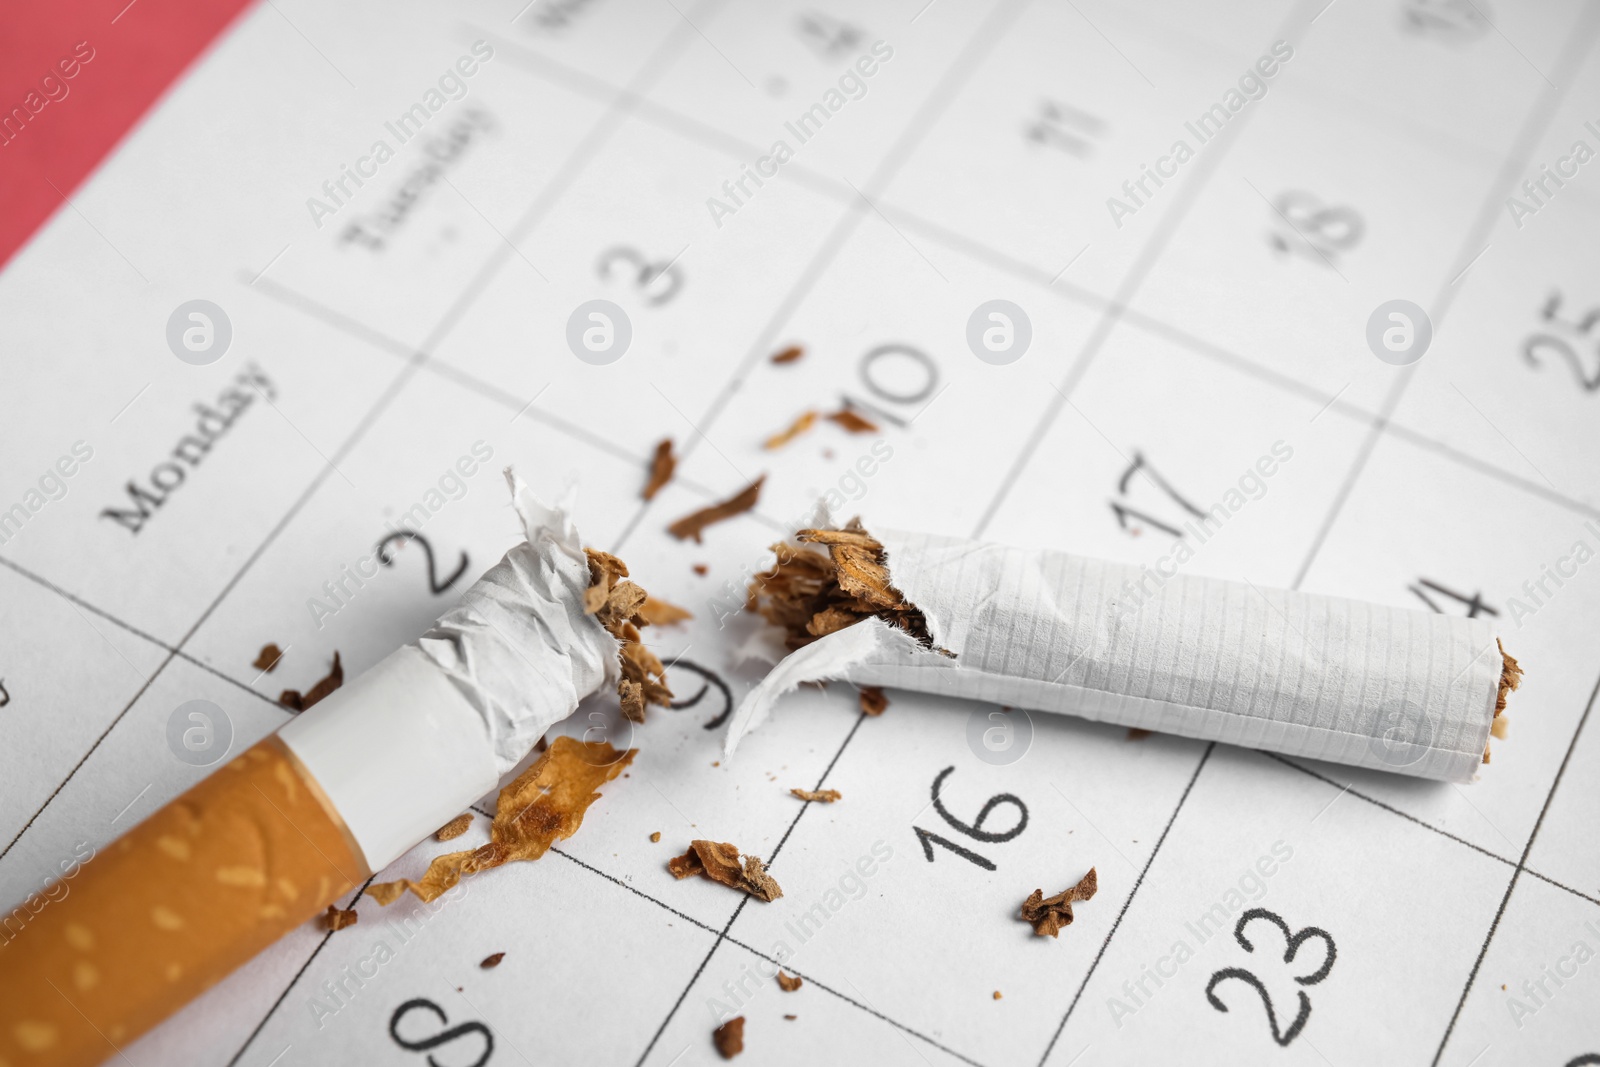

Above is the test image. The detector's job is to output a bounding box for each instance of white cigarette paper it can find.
[280,472,618,870]
[727,529,1510,782]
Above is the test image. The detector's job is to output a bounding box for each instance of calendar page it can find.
[3,1,1599,1065]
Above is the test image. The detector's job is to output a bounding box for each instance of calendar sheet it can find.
[3,1,1599,1064]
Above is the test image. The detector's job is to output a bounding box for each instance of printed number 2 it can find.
[914,766,1028,871]
[375,531,469,595]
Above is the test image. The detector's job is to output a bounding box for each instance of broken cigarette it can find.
[0,473,639,1067]
[731,522,1519,782]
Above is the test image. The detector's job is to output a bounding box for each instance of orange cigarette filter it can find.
[0,737,368,1067]
[0,479,623,1067]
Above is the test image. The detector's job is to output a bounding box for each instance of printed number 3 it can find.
[596,246,683,306]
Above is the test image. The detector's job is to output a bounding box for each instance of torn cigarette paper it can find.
[414,472,619,773]
[279,471,620,871]
[727,528,1510,782]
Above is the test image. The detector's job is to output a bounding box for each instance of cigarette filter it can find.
[729,527,1519,781]
[0,475,619,1067]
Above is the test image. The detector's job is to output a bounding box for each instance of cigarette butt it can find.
[0,737,366,1067]
[0,474,649,1067]
[734,524,1521,781]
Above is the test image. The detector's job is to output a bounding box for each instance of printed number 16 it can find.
[914,765,1028,871]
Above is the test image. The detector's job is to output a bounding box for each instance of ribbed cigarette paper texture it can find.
[729,531,1505,782]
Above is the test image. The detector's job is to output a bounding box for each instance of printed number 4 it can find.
[914,765,1028,871]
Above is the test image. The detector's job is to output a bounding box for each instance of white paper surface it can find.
[728,530,1504,781]
[2,2,1597,1065]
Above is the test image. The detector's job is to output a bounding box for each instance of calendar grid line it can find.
[15,520,1593,922]
[1035,743,1216,1067]
[713,934,992,1067]
[475,14,1600,533]
[654,0,1029,487]
[1287,7,1600,595]
[7,2,1595,1064]
[244,173,1600,554]
[630,707,872,1067]
[0,342,426,868]
[969,0,1333,544]
[206,13,737,1065]
[222,875,379,1067]
[405,2,726,365]
[1270,749,1600,909]
[1264,753,1521,865]
[2,13,724,1062]
[232,10,1600,554]
[546,840,992,1065]
[243,269,778,524]
[0,553,290,716]
[94,222,1600,969]
[1431,663,1600,1066]
[0,654,175,868]
[0,339,429,870]
[1260,755,1600,915]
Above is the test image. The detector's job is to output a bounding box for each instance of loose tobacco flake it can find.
[1019,867,1098,938]
[280,652,344,711]
[370,737,636,905]
[643,438,676,501]
[253,643,284,672]
[713,1016,745,1059]
[667,840,783,902]
[763,411,818,450]
[859,687,888,716]
[585,549,673,723]
[825,408,878,433]
[435,813,473,841]
[668,477,765,543]
[789,788,841,803]
[638,596,693,626]
[746,521,941,656]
